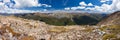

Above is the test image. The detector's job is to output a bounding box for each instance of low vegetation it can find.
[99,25,120,40]
[82,27,94,32]
[102,34,117,40]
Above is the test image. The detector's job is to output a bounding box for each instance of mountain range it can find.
[13,12,107,26]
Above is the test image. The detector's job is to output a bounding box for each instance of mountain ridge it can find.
[14,12,107,26]
[98,11,120,25]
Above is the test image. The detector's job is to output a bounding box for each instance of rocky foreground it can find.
[0,12,120,40]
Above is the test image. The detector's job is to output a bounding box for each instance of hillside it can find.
[14,12,107,26]
[98,11,120,25]
[97,11,120,40]
[0,15,104,40]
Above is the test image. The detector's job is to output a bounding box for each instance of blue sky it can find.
[39,0,102,9]
[0,0,119,13]
[27,0,111,10]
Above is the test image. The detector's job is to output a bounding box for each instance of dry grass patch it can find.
[99,26,107,31]
[82,27,94,32]
[102,34,117,40]
[20,36,34,40]
[48,26,70,33]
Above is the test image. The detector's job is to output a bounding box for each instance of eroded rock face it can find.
[0,15,103,40]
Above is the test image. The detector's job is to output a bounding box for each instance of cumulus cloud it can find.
[86,0,120,12]
[91,4,112,12]
[97,0,120,12]
[0,0,52,8]
[79,1,87,6]
[0,0,52,13]
[116,2,120,10]
[64,1,91,10]
[111,0,120,10]
[88,3,93,6]
[13,0,40,8]
[81,0,120,12]
[64,0,120,13]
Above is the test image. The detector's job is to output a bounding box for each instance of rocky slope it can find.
[98,11,120,25]
[97,11,120,40]
[0,15,105,40]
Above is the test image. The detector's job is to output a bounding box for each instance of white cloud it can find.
[94,6,101,11]
[85,7,94,11]
[99,0,120,11]
[91,4,112,12]
[0,2,4,5]
[0,3,4,9]
[111,0,120,10]
[116,2,120,10]
[67,1,93,11]
[13,0,52,8]
[88,3,93,6]
[79,1,87,6]
[3,0,10,2]
[0,8,41,13]
[100,0,110,2]
[64,1,88,10]
[100,0,120,11]
[101,4,112,10]
[0,0,52,13]
[84,0,120,12]
[71,7,78,10]
[82,3,112,12]
[77,6,86,9]
[0,0,52,8]
[64,0,120,13]
[0,2,9,10]
[41,4,52,7]
[13,0,39,8]
[65,7,70,10]
[70,6,85,10]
